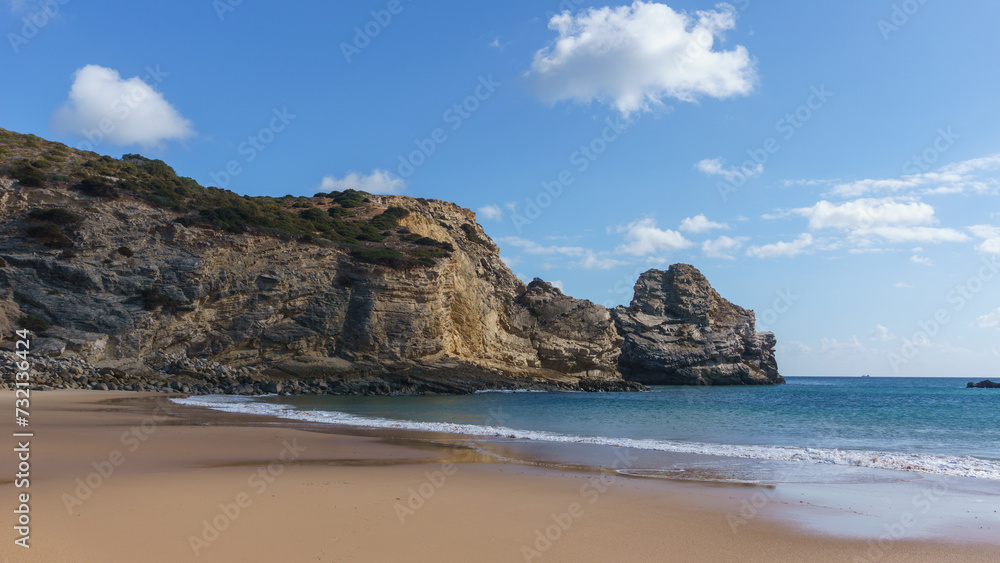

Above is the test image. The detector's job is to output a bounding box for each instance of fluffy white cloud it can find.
[790,198,968,244]
[978,238,1000,254]
[977,307,1000,330]
[679,213,728,233]
[702,235,746,259]
[318,170,406,195]
[969,225,1000,254]
[52,65,194,147]
[478,204,503,221]
[696,157,763,183]
[826,153,1000,198]
[910,254,932,266]
[526,2,757,115]
[870,324,896,342]
[746,234,813,259]
[614,218,693,255]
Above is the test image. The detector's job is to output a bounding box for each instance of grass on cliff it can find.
[0,129,457,269]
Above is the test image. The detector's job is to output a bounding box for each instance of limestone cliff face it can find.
[612,265,783,386]
[0,173,631,392]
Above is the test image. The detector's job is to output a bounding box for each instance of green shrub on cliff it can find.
[19,314,50,332]
[25,223,74,249]
[28,208,83,226]
[11,160,46,187]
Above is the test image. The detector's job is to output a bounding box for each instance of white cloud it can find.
[894,282,914,288]
[318,170,406,195]
[969,225,1000,255]
[781,341,814,355]
[551,280,565,292]
[525,2,757,115]
[820,335,864,354]
[579,250,628,270]
[977,238,1000,255]
[794,198,933,230]
[746,234,813,259]
[51,65,194,147]
[790,198,968,244]
[910,254,933,266]
[696,158,763,183]
[702,235,746,259]
[977,307,1000,330]
[870,324,896,342]
[478,204,503,221]
[679,213,728,233]
[499,236,587,257]
[614,218,693,256]
[500,256,522,268]
[825,153,1000,198]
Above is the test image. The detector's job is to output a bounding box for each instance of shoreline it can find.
[2,390,998,562]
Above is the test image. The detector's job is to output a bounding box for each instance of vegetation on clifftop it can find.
[0,128,455,269]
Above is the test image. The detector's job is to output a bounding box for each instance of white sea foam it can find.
[172,395,1000,481]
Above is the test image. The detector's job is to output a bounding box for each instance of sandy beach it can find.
[2,391,998,563]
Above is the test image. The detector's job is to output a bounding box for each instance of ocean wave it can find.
[172,395,1000,481]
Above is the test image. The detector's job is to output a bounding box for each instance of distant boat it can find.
[861,374,871,378]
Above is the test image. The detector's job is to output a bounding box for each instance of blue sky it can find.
[3,0,999,376]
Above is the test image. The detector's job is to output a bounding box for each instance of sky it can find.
[2,0,999,376]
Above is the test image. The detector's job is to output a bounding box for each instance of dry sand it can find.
[1,391,997,562]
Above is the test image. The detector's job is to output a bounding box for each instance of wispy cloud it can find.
[702,235,747,259]
[679,213,729,234]
[746,234,813,258]
[477,204,503,221]
[824,153,1000,198]
[318,170,406,195]
[696,158,763,183]
[614,218,693,256]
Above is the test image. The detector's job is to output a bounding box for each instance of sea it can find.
[175,376,1000,483]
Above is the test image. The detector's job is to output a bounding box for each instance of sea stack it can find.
[612,264,784,386]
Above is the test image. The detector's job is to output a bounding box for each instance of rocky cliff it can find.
[612,265,783,386]
[0,128,780,394]
[0,128,640,394]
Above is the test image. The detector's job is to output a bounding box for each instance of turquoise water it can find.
[179,377,1000,480]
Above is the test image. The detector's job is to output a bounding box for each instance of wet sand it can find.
[1,390,997,562]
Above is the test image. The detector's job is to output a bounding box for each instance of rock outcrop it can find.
[0,128,642,394]
[612,265,783,386]
[967,380,1000,389]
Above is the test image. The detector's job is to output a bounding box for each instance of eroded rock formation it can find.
[612,265,783,386]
